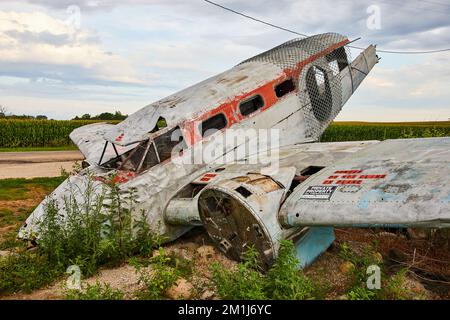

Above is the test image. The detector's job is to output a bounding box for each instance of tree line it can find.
[0,105,127,121]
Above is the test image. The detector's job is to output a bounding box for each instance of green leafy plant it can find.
[132,247,180,300]
[381,269,414,300]
[66,282,124,300]
[211,246,267,300]
[347,286,377,300]
[265,240,315,300]
[0,251,61,294]
[1,174,159,295]
[211,241,320,300]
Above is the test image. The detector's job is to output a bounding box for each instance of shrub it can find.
[211,241,318,300]
[0,251,61,294]
[132,247,181,300]
[1,174,158,294]
[66,282,124,300]
[265,240,315,300]
[211,246,267,300]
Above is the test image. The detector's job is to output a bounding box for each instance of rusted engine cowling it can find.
[197,172,301,269]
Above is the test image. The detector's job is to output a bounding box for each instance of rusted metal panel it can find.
[280,137,450,228]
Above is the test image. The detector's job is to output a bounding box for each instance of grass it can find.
[338,242,415,300]
[0,177,67,249]
[0,177,65,201]
[0,120,448,150]
[66,282,124,300]
[0,208,29,228]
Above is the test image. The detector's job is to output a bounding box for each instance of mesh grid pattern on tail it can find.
[239,33,347,69]
[299,45,352,139]
[239,33,351,141]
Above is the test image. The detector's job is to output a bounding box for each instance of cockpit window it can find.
[128,142,150,170]
[103,126,186,174]
[138,141,159,172]
[154,127,185,164]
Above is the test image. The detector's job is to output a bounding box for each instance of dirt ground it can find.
[0,156,449,300]
[2,226,449,300]
[0,151,83,179]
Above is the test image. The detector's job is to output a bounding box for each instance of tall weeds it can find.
[0,174,158,294]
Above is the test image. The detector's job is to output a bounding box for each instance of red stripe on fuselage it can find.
[183,39,349,146]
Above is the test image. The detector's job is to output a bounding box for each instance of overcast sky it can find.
[0,0,449,121]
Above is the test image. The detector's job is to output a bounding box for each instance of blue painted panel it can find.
[294,227,335,268]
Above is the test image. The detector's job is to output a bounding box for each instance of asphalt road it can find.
[0,150,84,179]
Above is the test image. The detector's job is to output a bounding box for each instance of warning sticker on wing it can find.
[301,186,337,200]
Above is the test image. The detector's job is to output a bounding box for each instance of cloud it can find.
[337,51,450,121]
[0,0,449,121]
[0,10,144,85]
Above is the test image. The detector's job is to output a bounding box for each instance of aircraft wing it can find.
[279,137,450,228]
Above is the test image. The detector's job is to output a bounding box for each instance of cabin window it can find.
[200,113,227,137]
[328,60,339,76]
[326,47,348,75]
[239,95,264,116]
[154,126,185,163]
[306,66,333,122]
[275,79,295,98]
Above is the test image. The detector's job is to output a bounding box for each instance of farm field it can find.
[0,120,449,150]
[0,119,119,150]
[0,120,449,300]
[321,121,450,142]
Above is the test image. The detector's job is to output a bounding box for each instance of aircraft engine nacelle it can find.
[197,173,291,268]
[196,168,335,269]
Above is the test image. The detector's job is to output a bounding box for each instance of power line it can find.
[203,0,450,55]
[419,0,450,9]
[203,0,308,37]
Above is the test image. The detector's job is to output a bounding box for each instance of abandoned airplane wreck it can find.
[19,33,450,268]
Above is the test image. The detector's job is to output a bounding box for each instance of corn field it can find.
[0,119,116,148]
[321,121,450,142]
[0,119,449,148]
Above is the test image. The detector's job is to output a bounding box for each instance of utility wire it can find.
[419,0,450,9]
[203,0,308,38]
[203,0,450,54]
